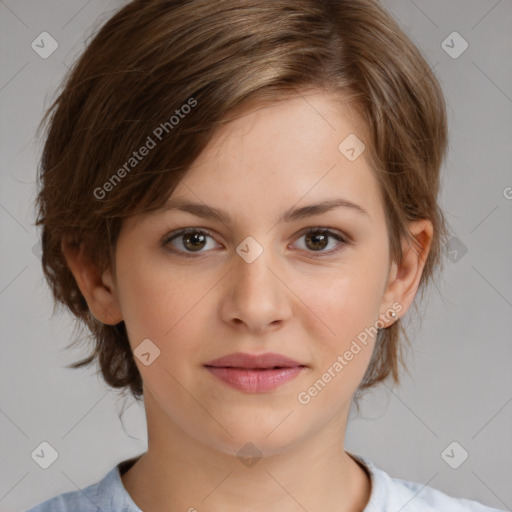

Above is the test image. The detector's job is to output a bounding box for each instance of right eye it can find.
[162,228,221,257]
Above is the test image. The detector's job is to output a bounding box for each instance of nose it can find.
[219,241,292,334]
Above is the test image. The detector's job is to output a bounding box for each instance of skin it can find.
[62,90,433,512]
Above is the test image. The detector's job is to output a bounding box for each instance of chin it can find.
[194,417,308,460]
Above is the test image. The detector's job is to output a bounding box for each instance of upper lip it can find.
[204,352,305,369]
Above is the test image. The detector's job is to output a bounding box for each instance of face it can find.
[95,91,415,456]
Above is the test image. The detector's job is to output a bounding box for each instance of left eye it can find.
[294,228,347,255]
[162,227,347,257]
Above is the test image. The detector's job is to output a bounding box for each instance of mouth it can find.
[204,365,307,370]
[203,352,308,393]
[204,364,307,371]
[204,351,306,370]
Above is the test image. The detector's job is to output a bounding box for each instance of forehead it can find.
[123,90,387,235]
[169,92,381,217]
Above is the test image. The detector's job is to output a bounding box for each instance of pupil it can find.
[307,232,327,251]
[185,233,205,251]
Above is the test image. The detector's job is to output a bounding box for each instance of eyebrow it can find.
[159,197,369,226]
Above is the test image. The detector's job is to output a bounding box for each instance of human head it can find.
[35,0,449,407]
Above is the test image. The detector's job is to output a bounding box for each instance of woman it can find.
[27,0,505,510]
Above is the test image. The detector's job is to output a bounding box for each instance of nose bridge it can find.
[222,234,290,330]
[234,234,279,297]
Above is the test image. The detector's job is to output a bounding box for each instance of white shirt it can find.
[25,452,506,511]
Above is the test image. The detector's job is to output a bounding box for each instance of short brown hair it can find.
[35,0,449,402]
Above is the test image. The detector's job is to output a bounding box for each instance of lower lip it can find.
[205,366,305,393]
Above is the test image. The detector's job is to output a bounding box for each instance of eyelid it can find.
[295,226,349,243]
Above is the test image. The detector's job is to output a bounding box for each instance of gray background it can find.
[1,1,511,511]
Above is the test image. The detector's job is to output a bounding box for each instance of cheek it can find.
[303,262,386,346]
[115,255,214,365]
[296,270,386,405]
[296,274,384,407]
[114,252,180,343]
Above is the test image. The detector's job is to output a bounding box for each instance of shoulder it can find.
[25,475,110,512]
[25,482,105,512]
[24,460,139,512]
[350,453,506,512]
[385,474,504,512]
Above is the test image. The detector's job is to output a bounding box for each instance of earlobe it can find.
[60,237,123,325]
[381,219,433,322]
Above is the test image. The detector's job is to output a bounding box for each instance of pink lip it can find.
[204,351,304,369]
[204,352,307,393]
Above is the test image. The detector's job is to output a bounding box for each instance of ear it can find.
[379,219,434,324]
[61,237,123,325]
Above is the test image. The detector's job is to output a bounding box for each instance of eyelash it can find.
[161,227,348,258]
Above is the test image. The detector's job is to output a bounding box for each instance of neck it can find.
[121,395,371,512]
